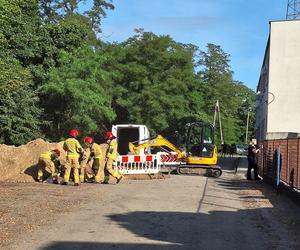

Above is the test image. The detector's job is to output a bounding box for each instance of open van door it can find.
[112,124,151,155]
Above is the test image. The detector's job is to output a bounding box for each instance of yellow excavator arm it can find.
[129,135,186,159]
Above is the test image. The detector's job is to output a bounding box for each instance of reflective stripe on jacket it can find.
[91,143,103,159]
[40,150,59,162]
[63,138,83,158]
[107,139,118,160]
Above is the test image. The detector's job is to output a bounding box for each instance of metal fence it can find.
[258,139,300,190]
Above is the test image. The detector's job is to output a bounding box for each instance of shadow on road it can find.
[42,209,299,250]
[42,211,264,250]
[41,175,300,250]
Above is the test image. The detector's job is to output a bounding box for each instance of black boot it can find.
[116,176,123,184]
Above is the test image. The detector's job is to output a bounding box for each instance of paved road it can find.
[11,166,300,250]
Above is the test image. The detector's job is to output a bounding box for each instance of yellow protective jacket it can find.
[106,139,118,160]
[63,138,83,159]
[91,143,103,159]
[39,150,60,162]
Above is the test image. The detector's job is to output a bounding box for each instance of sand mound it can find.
[0,139,166,182]
[0,139,64,182]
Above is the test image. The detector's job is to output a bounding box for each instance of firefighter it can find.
[63,129,83,186]
[37,149,61,184]
[79,136,93,183]
[103,131,123,184]
[90,140,105,183]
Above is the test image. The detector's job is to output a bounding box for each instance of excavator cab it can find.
[185,122,218,165]
[128,121,221,177]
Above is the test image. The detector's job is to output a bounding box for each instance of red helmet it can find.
[69,129,78,137]
[54,149,60,156]
[84,136,93,144]
[105,131,114,139]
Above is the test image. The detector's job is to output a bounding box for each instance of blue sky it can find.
[95,1,286,90]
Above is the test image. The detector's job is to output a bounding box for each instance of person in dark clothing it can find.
[221,143,228,157]
[247,138,261,181]
[230,143,236,157]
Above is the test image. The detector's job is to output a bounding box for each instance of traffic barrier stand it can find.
[113,154,160,174]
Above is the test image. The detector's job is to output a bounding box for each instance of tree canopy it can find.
[0,0,255,145]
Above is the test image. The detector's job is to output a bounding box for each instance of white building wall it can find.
[268,20,300,134]
[256,41,269,142]
[256,20,300,141]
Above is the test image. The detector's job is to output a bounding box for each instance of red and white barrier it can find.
[113,152,180,175]
[114,154,160,174]
[158,152,178,165]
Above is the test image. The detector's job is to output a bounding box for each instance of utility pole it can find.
[213,102,217,127]
[245,111,250,144]
[213,100,224,145]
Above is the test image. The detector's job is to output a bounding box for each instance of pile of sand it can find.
[0,139,64,182]
[0,139,165,183]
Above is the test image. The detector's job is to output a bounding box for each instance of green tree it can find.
[40,46,115,140]
[0,0,116,144]
[0,57,42,145]
[198,43,255,145]
[106,30,207,138]
[0,0,42,63]
[30,12,98,86]
[0,0,99,85]
[234,81,256,143]
[39,0,114,33]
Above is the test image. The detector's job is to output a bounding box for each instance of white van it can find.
[112,124,151,155]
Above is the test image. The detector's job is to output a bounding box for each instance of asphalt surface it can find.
[9,158,300,250]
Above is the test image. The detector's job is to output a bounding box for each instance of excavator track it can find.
[176,165,222,177]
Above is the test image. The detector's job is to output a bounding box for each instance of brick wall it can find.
[258,139,300,190]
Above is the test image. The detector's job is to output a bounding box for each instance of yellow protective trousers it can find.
[106,158,120,178]
[93,158,120,183]
[93,158,104,183]
[104,158,121,183]
[84,164,95,180]
[64,157,80,184]
[37,158,58,181]
[79,157,89,182]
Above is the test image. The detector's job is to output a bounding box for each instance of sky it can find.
[94,1,287,90]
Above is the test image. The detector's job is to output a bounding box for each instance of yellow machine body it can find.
[129,122,218,166]
[186,145,218,165]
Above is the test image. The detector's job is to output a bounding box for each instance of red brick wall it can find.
[258,138,300,190]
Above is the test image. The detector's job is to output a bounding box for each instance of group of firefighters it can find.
[36,129,123,186]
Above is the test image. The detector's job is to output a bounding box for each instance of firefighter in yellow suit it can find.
[90,140,105,183]
[79,136,93,183]
[103,131,123,184]
[63,129,83,186]
[37,149,61,184]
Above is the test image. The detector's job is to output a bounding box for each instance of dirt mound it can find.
[0,139,166,183]
[0,139,64,182]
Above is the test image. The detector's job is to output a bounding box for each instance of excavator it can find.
[129,121,222,177]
